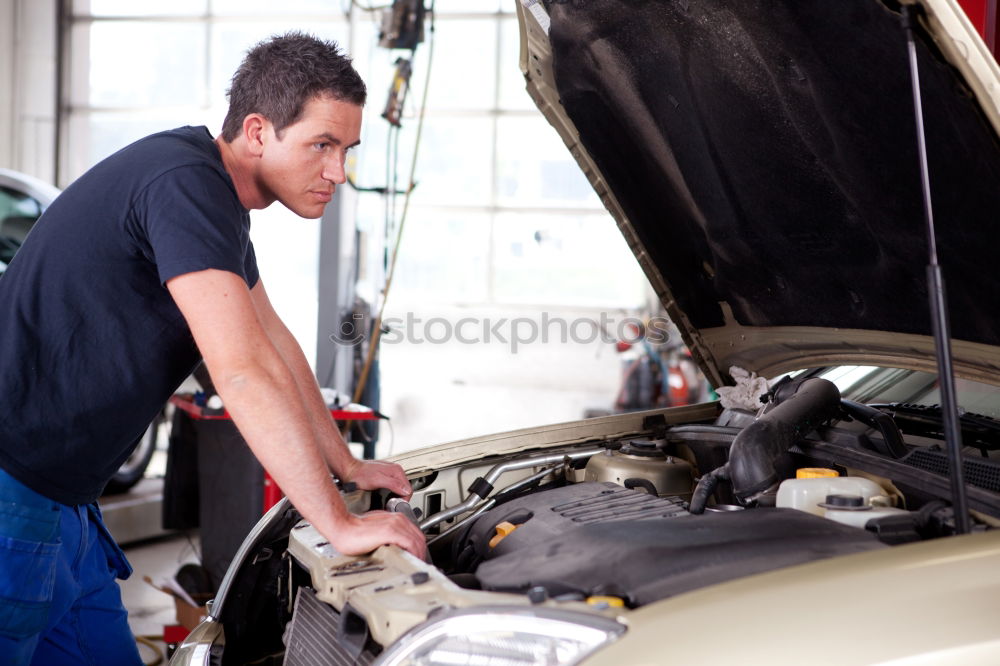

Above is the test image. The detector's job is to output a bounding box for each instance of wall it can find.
[0,0,58,182]
[957,0,999,55]
[0,0,14,168]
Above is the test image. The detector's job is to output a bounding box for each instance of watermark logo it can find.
[330,313,367,346]
[329,312,672,354]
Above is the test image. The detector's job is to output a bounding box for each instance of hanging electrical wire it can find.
[391,122,403,234]
[345,1,436,428]
[385,123,395,258]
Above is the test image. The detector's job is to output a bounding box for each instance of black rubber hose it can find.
[624,478,659,496]
[727,378,842,502]
[840,399,908,458]
[689,465,730,515]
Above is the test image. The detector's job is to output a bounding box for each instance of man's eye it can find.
[314,142,329,151]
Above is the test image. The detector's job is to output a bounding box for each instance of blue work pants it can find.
[0,468,142,665]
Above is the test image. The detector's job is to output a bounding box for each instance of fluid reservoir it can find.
[820,494,909,529]
[776,476,890,516]
[584,440,694,500]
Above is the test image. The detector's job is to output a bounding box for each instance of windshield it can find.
[808,365,1000,420]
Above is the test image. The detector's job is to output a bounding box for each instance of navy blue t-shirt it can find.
[0,126,259,505]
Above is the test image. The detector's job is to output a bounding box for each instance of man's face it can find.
[257,95,362,219]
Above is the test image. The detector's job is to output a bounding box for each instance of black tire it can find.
[103,412,162,495]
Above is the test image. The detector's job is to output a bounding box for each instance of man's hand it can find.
[169,271,423,560]
[344,459,412,500]
[328,511,426,559]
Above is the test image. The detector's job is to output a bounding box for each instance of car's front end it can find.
[172,372,1000,665]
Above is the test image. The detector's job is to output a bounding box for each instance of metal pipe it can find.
[425,463,562,547]
[419,447,601,531]
[426,499,497,547]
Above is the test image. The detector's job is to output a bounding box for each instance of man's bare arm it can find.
[247,280,412,498]
[166,269,423,557]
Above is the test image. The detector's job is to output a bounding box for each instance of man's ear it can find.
[243,114,268,157]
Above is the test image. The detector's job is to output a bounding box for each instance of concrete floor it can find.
[107,448,201,664]
[120,533,202,664]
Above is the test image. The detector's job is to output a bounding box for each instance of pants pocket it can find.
[88,504,133,581]
[0,534,59,639]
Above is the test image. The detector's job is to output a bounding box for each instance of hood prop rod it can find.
[901,3,970,534]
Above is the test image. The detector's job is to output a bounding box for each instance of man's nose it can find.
[323,155,347,185]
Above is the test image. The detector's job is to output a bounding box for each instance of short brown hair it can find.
[220,31,366,142]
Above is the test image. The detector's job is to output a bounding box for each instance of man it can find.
[0,32,424,664]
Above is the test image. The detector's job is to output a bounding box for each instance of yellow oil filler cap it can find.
[797,467,839,479]
[489,521,519,548]
[587,596,625,609]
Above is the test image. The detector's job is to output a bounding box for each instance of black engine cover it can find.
[454,482,689,572]
[474,506,886,606]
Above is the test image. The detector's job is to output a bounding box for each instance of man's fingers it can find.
[350,460,413,500]
[383,512,425,559]
[381,475,411,500]
[367,511,425,558]
[385,463,413,499]
[391,475,412,500]
[329,511,426,560]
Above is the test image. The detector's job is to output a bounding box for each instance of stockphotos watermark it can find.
[330,312,672,354]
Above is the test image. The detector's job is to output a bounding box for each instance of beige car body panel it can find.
[584,531,1000,665]
[287,527,531,646]
[389,401,719,477]
[286,524,619,647]
[515,0,1000,387]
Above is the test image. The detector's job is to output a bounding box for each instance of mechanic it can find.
[0,32,425,665]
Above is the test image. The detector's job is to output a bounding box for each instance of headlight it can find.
[374,606,625,666]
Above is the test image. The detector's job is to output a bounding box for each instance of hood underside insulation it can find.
[545,0,1000,346]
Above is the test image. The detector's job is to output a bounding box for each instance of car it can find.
[0,168,61,276]
[0,167,163,494]
[170,0,1000,664]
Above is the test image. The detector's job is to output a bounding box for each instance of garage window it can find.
[62,2,649,385]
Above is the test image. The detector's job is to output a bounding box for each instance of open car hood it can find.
[516,0,1000,388]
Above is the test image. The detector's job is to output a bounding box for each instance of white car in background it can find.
[0,168,61,275]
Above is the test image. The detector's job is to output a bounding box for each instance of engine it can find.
[448,481,886,607]
[416,378,977,607]
[231,378,1000,666]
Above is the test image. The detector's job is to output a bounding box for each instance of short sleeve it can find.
[132,164,252,286]
[244,239,260,289]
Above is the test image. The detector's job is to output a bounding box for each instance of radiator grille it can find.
[283,587,375,666]
[903,448,1000,493]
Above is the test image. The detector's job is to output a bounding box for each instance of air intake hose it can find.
[690,378,842,514]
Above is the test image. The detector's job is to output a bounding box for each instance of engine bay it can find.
[411,378,999,603]
[220,378,1000,665]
